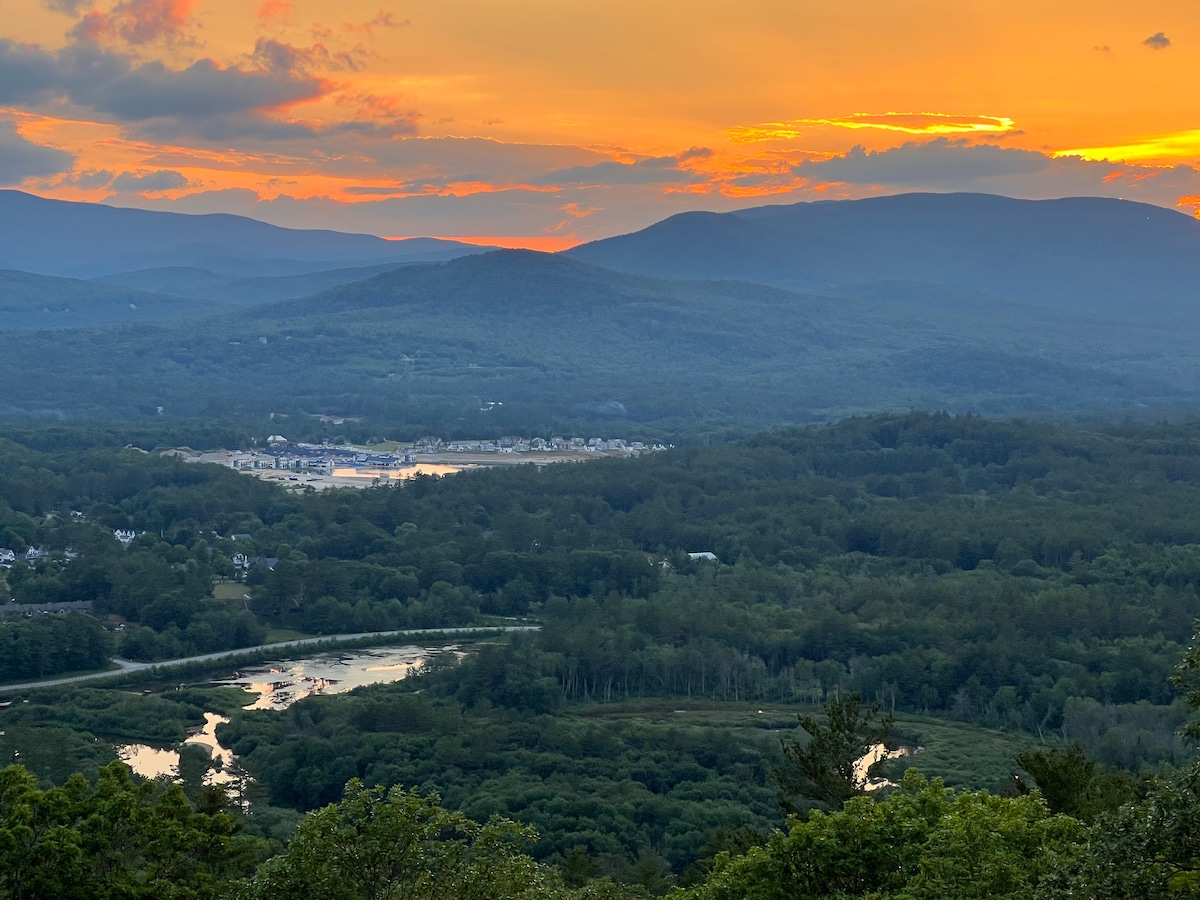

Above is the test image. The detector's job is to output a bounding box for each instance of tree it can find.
[1038,766,1200,899]
[0,761,255,900]
[235,779,561,900]
[685,771,1081,900]
[774,693,895,814]
[1013,744,1136,822]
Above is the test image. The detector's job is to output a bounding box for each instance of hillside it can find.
[0,268,215,328]
[0,190,487,278]
[567,193,1200,317]
[0,249,1198,428]
[93,262,417,306]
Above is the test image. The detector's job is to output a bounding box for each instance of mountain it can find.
[93,262,417,306]
[2,249,1199,428]
[0,268,215,328]
[566,193,1200,317]
[0,191,489,278]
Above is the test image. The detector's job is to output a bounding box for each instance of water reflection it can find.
[115,743,180,781]
[216,645,443,710]
[854,743,911,792]
[116,713,250,809]
[116,645,454,807]
[185,712,249,807]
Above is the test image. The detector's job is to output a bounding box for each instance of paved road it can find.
[0,625,538,694]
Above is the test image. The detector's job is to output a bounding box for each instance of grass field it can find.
[211,582,246,600]
[570,699,1034,792]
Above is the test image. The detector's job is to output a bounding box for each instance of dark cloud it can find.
[40,0,91,14]
[529,148,712,187]
[59,44,325,120]
[797,139,1049,184]
[1143,32,1171,50]
[56,168,117,189]
[110,169,188,192]
[0,38,340,142]
[0,39,60,105]
[0,119,74,184]
[251,37,364,74]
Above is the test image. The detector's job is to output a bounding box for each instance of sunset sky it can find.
[2,0,1199,246]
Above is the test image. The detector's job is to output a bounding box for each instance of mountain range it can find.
[568,192,1200,319]
[0,190,487,279]
[3,189,1200,431]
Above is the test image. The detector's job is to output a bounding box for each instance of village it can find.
[171,434,671,489]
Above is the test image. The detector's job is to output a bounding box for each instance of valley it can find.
[0,190,1199,896]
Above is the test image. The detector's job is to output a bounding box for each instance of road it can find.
[0,625,538,694]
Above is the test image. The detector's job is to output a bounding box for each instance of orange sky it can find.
[2,0,1199,243]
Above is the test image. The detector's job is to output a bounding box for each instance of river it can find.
[116,644,453,803]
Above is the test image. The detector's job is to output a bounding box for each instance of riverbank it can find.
[0,624,538,694]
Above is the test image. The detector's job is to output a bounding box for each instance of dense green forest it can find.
[3,412,1200,894]
[4,414,1200,753]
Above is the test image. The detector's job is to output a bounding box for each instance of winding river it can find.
[116,644,453,803]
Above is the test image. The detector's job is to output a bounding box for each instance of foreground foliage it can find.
[0,761,258,899]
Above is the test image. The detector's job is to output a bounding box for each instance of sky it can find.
[2,0,1200,247]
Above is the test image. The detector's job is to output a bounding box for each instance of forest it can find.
[2,249,1200,436]
[2,412,1200,895]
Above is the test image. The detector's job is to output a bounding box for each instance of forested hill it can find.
[566,193,1200,316]
[0,190,486,278]
[4,248,1200,428]
[0,268,216,327]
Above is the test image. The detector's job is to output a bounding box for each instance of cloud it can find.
[529,149,712,187]
[256,0,292,23]
[0,119,74,183]
[342,11,409,35]
[0,38,338,142]
[1143,32,1170,50]
[728,112,1015,143]
[784,139,1200,214]
[109,168,188,192]
[40,0,90,14]
[56,168,117,189]
[0,39,60,105]
[797,140,1047,185]
[71,0,199,47]
[363,137,608,182]
[1058,128,1200,163]
[250,37,369,75]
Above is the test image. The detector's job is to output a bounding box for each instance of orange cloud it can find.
[341,11,409,36]
[1178,195,1200,218]
[727,112,1015,143]
[73,0,198,46]
[256,0,292,24]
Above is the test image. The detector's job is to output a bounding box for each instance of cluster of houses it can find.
[0,547,50,567]
[0,527,152,571]
[195,434,669,476]
[220,440,417,475]
[433,436,665,454]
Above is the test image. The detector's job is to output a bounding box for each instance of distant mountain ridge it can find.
[0,190,489,278]
[0,268,214,328]
[3,249,1200,427]
[566,193,1200,316]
